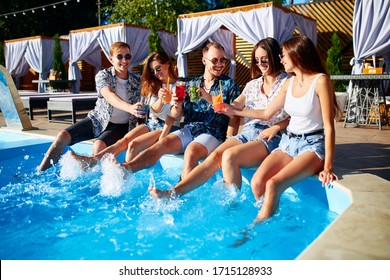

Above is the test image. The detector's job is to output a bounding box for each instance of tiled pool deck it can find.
[1,110,389,259]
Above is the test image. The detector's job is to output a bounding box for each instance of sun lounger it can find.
[21,92,97,120]
[47,94,98,124]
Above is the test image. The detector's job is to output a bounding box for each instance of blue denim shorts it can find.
[145,118,179,133]
[229,123,282,154]
[274,131,325,160]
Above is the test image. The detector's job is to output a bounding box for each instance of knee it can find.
[251,172,268,200]
[93,140,106,153]
[55,130,71,146]
[127,139,140,151]
[221,149,237,165]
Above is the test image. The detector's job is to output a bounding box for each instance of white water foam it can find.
[100,154,133,197]
[59,151,84,180]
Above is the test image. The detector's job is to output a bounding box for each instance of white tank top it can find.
[284,74,324,134]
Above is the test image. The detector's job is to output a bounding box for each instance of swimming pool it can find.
[0,130,350,260]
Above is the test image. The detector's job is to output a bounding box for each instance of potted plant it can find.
[51,34,67,91]
[326,32,348,121]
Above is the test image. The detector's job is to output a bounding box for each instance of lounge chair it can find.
[47,93,98,124]
[21,92,96,120]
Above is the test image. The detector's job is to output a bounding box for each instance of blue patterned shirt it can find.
[182,74,241,141]
[88,66,141,137]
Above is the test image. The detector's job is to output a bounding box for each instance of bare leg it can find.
[70,125,149,167]
[149,139,240,199]
[37,130,72,172]
[180,142,208,180]
[252,151,323,223]
[222,141,269,188]
[121,133,182,172]
[126,130,162,162]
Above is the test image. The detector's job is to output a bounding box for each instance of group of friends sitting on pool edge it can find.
[37,36,339,225]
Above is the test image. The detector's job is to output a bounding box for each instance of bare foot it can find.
[148,187,173,199]
[69,151,98,169]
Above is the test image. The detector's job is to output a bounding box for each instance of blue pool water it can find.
[0,131,348,260]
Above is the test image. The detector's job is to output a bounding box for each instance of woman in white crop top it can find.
[70,50,180,167]
[249,36,339,224]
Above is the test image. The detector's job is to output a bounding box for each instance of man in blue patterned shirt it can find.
[37,42,142,172]
[115,42,241,181]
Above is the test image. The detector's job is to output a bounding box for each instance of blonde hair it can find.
[109,42,131,56]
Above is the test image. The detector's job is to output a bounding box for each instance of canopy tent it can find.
[4,36,69,93]
[350,0,390,75]
[176,2,317,78]
[68,23,177,93]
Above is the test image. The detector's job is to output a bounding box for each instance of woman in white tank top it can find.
[248,36,339,224]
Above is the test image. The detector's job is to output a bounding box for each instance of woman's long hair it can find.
[282,36,339,113]
[250,37,284,79]
[141,50,178,97]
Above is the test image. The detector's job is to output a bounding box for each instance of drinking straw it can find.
[167,76,170,88]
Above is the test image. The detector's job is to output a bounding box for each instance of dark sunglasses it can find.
[116,53,132,60]
[279,54,285,60]
[204,57,228,65]
[149,65,162,75]
[255,58,268,65]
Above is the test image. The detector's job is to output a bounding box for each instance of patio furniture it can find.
[47,94,98,124]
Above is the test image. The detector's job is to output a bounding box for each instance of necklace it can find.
[297,75,307,87]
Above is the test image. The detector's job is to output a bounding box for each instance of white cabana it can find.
[176,2,317,78]
[4,36,69,93]
[350,0,390,75]
[68,23,177,93]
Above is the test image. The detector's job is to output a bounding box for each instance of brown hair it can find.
[141,50,178,97]
[282,36,339,113]
[202,42,225,55]
[109,42,131,56]
[250,37,284,79]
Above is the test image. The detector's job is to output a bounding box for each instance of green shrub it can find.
[326,33,347,92]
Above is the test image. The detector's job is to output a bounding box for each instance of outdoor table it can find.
[330,74,390,130]
[32,79,76,93]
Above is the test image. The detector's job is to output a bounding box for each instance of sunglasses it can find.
[255,58,268,65]
[204,57,228,65]
[116,53,132,60]
[279,54,285,60]
[149,65,162,75]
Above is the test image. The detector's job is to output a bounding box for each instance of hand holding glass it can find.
[176,81,186,102]
[139,96,149,118]
[161,84,172,103]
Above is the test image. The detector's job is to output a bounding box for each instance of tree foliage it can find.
[326,32,347,91]
[52,34,66,79]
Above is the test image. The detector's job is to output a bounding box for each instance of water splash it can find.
[100,154,133,197]
[59,151,83,180]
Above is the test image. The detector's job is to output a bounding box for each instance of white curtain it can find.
[176,6,317,78]
[351,0,390,74]
[158,31,178,59]
[5,40,30,79]
[68,29,102,93]
[68,24,177,93]
[5,37,70,93]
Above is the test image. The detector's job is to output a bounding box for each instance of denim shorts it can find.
[229,123,282,154]
[145,118,180,133]
[172,126,221,155]
[274,131,325,160]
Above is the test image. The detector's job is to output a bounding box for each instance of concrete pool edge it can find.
[298,170,390,259]
[1,129,389,260]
